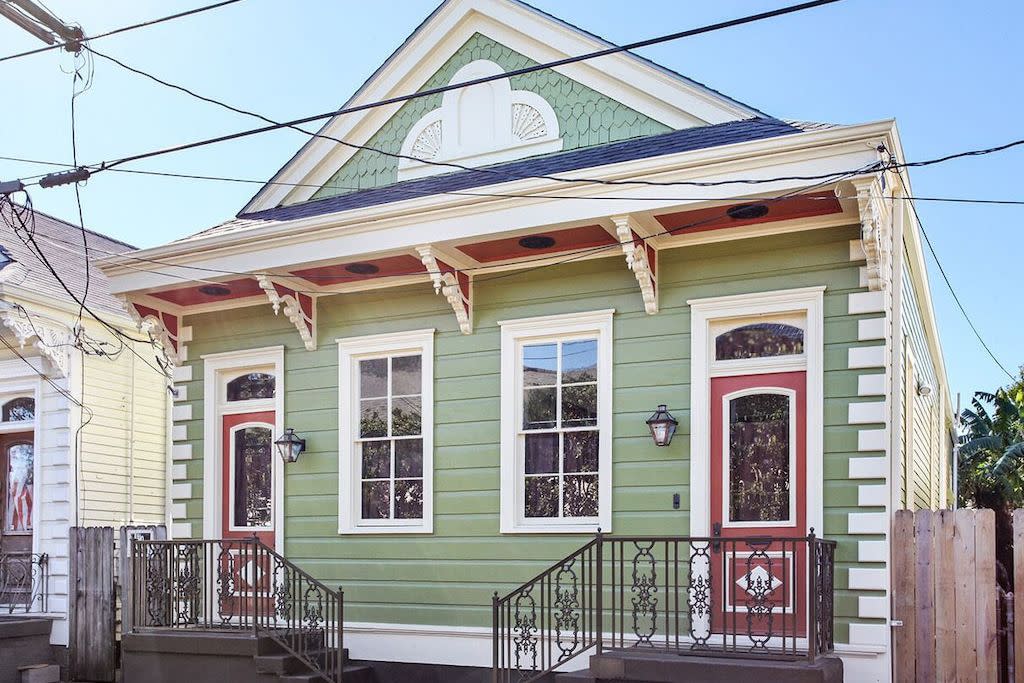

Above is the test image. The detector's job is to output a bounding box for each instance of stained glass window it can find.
[232,426,272,527]
[522,338,599,519]
[728,393,791,522]
[2,397,34,422]
[5,442,33,532]
[715,323,804,361]
[358,354,424,521]
[226,373,276,401]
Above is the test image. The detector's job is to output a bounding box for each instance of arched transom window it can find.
[226,372,275,402]
[1,397,34,423]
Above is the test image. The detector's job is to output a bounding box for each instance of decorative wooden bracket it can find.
[850,176,892,291]
[0,304,72,377]
[256,275,316,350]
[416,246,472,334]
[611,215,658,314]
[127,301,181,366]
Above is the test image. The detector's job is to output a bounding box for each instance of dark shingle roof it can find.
[186,117,802,242]
[0,204,136,318]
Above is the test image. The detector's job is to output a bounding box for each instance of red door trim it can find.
[221,410,275,546]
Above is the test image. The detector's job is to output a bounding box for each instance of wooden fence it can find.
[69,526,116,683]
[893,508,998,683]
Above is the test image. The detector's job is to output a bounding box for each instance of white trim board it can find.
[201,346,285,552]
[687,286,825,539]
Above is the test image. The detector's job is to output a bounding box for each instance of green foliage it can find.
[958,371,1024,509]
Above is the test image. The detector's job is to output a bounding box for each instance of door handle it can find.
[712,522,722,553]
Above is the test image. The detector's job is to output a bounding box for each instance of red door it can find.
[219,411,275,620]
[709,371,807,640]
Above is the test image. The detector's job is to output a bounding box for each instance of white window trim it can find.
[226,421,276,533]
[202,347,285,552]
[499,309,614,534]
[689,287,824,539]
[337,329,435,535]
[720,387,798,530]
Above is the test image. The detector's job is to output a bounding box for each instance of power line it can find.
[0,0,246,64]
[12,0,845,184]
[10,153,1024,207]
[893,170,1015,381]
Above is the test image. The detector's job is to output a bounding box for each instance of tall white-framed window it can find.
[337,329,434,534]
[499,310,613,534]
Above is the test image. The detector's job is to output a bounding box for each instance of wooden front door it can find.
[0,432,33,556]
[709,371,807,638]
[219,411,275,620]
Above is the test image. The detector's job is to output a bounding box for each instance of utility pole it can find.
[0,0,83,51]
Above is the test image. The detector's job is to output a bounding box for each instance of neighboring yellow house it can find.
[0,203,167,650]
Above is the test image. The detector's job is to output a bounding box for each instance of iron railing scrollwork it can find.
[493,531,837,683]
[0,552,48,614]
[132,538,344,683]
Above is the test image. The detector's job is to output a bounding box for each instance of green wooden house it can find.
[99,1,952,681]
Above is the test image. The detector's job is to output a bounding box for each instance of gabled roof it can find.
[0,203,136,318]
[242,0,766,214]
[183,117,801,242]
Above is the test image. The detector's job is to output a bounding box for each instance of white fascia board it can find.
[102,122,894,294]
[245,0,758,212]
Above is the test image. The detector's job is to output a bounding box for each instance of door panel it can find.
[709,371,807,637]
[0,433,33,556]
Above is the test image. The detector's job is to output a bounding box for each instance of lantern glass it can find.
[274,428,306,463]
[646,404,678,447]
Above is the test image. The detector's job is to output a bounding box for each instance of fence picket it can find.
[893,510,916,683]
[934,510,957,683]
[975,509,997,683]
[1014,510,1024,683]
[915,511,937,681]
[954,510,979,683]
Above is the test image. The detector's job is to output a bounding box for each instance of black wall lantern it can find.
[274,428,306,463]
[646,405,678,447]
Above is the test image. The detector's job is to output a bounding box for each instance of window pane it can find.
[728,393,791,522]
[361,441,391,479]
[561,384,597,427]
[523,387,556,429]
[395,439,423,478]
[233,427,272,528]
[4,443,33,532]
[564,431,598,473]
[524,433,558,474]
[226,373,275,401]
[392,396,422,436]
[564,474,598,517]
[391,355,422,396]
[394,480,423,519]
[360,399,388,438]
[562,340,597,383]
[715,323,804,361]
[2,398,34,422]
[359,358,388,398]
[361,481,390,519]
[523,343,557,387]
[525,476,558,518]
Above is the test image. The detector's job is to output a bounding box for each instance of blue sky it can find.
[0,0,1020,403]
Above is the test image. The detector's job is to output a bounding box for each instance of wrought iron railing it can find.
[0,552,48,614]
[493,530,836,682]
[131,538,344,682]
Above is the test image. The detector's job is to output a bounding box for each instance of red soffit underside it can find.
[456,224,616,263]
[149,277,264,306]
[654,192,842,235]
[291,253,425,286]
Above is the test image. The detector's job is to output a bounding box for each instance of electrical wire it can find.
[0,0,246,64]
[892,169,1015,381]
[8,0,849,185]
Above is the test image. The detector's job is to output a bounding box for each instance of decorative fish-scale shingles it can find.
[312,33,670,200]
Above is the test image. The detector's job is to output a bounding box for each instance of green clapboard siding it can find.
[311,33,671,200]
[173,224,883,641]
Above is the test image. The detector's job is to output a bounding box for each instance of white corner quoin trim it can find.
[336,329,436,535]
[687,286,825,540]
[497,309,614,534]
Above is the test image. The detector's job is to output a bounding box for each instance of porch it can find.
[127,532,837,682]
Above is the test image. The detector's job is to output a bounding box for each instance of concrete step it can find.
[580,650,843,683]
[277,664,374,683]
[254,649,348,675]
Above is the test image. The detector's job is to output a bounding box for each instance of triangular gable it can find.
[243,0,763,213]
